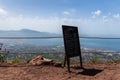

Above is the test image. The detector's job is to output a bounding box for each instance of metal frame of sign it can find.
[62,25,83,72]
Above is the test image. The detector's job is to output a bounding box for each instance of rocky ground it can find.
[0,62,120,80]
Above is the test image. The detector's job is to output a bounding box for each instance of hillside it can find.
[0,29,60,37]
[0,29,62,46]
[0,63,120,80]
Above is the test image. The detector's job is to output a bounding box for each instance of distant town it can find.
[0,42,120,63]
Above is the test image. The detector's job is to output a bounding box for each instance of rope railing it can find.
[80,36,120,39]
[0,36,120,39]
[0,51,119,54]
[0,36,63,39]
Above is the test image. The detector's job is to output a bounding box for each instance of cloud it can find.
[102,16,109,23]
[0,14,115,34]
[62,9,76,16]
[0,15,65,33]
[0,8,7,16]
[62,11,71,16]
[94,10,101,16]
[0,13,83,33]
[1,10,120,36]
[113,13,120,18]
[92,10,102,18]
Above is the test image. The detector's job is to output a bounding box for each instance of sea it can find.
[35,38,120,52]
[23,38,120,52]
[80,38,120,52]
[1,38,120,52]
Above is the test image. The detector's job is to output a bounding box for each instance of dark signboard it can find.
[62,25,81,57]
[62,25,83,72]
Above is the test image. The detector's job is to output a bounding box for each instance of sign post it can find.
[62,25,83,72]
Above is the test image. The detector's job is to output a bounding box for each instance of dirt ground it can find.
[0,63,120,80]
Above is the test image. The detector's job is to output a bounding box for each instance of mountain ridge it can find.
[0,29,60,37]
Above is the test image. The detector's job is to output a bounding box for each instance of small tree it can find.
[0,54,5,62]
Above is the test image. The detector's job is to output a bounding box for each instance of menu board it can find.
[62,25,81,57]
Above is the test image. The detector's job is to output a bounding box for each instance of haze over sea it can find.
[4,38,120,52]
[24,37,120,52]
[13,38,120,52]
[1,29,120,52]
[80,38,120,52]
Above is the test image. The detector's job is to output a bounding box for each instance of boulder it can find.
[28,56,53,66]
[28,55,62,67]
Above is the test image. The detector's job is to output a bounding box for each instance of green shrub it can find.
[88,57,100,64]
[53,59,62,63]
[12,58,21,64]
[109,58,120,63]
[0,54,6,62]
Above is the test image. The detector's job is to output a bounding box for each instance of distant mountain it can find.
[0,29,61,37]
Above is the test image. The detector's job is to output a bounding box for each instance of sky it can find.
[0,0,120,36]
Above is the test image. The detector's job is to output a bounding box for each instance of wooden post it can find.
[67,57,70,72]
[63,55,66,67]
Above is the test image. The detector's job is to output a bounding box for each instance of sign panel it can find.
[62,25,81,57]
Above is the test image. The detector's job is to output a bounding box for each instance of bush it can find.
[88,57,100,64]
[12,58,21,64]
[53,59,62,63]
[110,58,120,63]
[0,54,6,62]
